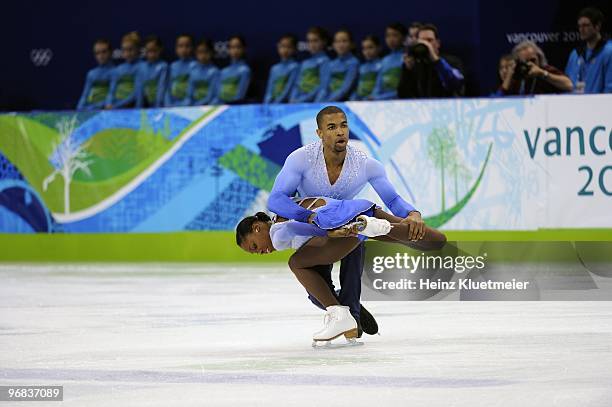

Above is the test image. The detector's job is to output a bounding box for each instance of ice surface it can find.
[1,264,611,406]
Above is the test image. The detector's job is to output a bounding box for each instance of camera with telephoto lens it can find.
[512,59,531,80]
[407,42,430,63]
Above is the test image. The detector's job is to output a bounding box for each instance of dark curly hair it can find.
[235,212,271,246]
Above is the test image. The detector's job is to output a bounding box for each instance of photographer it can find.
[496,40,572,96]
[397,23,464,99]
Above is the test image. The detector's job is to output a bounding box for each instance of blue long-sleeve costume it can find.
[371,49,403,100]
[213,60,251,104]
[76,63,115,111]
[138,60,168,107]
[350,59,381,101]
[187,62,220,105]
[316,54,359,102]
[165,58,195,107]
[267,140,417,320]
[289,52,330,103]
[565,40,612,93]
[106,60,142,108]
[263,59,299,103]
[268,141,416,223]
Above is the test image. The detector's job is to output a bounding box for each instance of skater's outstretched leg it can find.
[372,208,447,251]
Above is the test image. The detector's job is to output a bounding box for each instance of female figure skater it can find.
[236,197,446,345]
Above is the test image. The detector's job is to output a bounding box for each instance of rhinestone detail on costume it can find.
[304,140,368,200]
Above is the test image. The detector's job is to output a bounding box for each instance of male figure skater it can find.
[268,105,427,337]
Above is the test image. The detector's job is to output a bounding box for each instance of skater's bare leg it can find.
[288,237,361,308]
[372,208,447,250]
[287,264,339,308]
[291,236,361,268]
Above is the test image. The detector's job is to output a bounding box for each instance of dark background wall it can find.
[1,0,610,111]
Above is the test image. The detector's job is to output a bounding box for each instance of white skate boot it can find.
[351,215,392,237]
[312,305,362,348]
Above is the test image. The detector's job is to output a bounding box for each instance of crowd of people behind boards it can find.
[77,7,611,111]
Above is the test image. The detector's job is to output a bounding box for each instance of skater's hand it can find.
[402,211,425,241]
[416,39,440,62]
[327,226,358,238]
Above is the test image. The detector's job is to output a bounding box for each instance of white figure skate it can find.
[312,305,363,348]
[348,215,392,237]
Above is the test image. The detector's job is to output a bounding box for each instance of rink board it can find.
[0,96,610,261]
[1,231,611,262]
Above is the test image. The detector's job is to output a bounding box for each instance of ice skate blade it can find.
[312,339,364,349]
[312,328,361,349]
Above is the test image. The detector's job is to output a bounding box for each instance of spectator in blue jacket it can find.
[165,34,195,106]
[317,29,359,102]
[351,35,382,101]
[139,35,168,108]
[371,22,406,100]
[264,34,299,103]
[188,39,220,106]
[106,32,143,109]
[77,39,114,111]
[398,23,465,98]
[290,27,330,103]
[565,7,612,93]
[213,35,251,104]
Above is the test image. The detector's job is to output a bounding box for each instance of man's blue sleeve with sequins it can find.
[267,149,315,223]
[366,158,417,218]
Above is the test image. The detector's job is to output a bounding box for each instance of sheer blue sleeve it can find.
[267,149,315,223]
[272,221,328,251]
[280,222,327,239]
[366,158,416,217]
